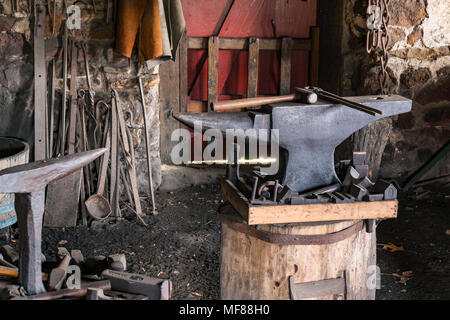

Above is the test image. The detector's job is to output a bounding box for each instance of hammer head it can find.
[0,149,107,194]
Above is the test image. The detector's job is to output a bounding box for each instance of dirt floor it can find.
[1,181,449,300]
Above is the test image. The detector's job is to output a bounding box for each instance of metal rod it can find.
[61,27,68,155]
[138,77,156,214]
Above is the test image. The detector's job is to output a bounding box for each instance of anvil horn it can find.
[173,95,412,193]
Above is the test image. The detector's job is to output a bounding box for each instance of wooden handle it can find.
[0,266,48,281]
[212,94,295,112]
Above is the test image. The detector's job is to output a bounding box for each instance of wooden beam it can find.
[207,36,219,111]
[188,37,311,51]
[279,37,292,95]
[179,31,188,113]
[221,179,398,225]
[309,26,320,86]
[221,179,250,222]
[247,38,259,98]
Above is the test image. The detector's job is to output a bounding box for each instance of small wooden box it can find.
[221,179,398,225]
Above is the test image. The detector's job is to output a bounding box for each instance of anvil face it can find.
[174,95,412,193]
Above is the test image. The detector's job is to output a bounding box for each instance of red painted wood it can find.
[181,0,317,102]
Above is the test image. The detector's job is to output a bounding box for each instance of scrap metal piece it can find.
[107,254,126,272]
[1,245,19,265]
[70,250,84,266]
[342,166,360,188]
[0,149,106,295]
[349,184,368,201]
[373,180,397,200]
[354,164,369,178]
[101,269,172,300]
[355,176,375,189]
[363,194,384,202]
[174,95,412,193]
[352,152,366,166]
[47,254,71,291]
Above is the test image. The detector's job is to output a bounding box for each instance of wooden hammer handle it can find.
[0,266,48,281]
[212,94,295,112]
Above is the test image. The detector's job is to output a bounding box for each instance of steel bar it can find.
[34,5,47,161]
[138,77,156,214]
[49,59,56,158]
[61,27,69,155]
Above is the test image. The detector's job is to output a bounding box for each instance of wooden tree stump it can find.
[351,118,393,180]
[219,206,377,300]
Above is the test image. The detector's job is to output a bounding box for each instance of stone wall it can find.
[341,0,449,180]
[0,0,162,192]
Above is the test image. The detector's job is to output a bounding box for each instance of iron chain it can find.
[366,0,391,94]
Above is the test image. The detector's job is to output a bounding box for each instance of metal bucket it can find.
[0,137,29,229]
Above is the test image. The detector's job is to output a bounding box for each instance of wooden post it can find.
[309,26,320,87]
[179,31,188,113]
[247,38,259,98]
[207,36,219,111]
[279,37,292,95]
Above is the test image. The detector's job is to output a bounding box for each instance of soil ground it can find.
[1,182,449,300]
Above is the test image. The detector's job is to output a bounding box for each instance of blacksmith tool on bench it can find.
[0,149,106,295]
[174,95,412,193]
[212,87,383,116]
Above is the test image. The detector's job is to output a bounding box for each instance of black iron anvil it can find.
[174,95,412,193]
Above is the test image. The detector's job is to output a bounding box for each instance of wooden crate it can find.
[221,179,398,225]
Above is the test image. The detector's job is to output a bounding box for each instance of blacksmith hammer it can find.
[0,149,106,295]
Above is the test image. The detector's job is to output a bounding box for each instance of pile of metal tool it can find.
[0,244,171,300]
[237,151,398,206]
[43,28,156,227]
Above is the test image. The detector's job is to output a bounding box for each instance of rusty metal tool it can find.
[123,120,147,226]
[49,59,56,158]
[213,87,318,112]
[44,39,83,229]
[0,149,106,295]
[61,26,69,155]
[213,87,381,116]
[86,288,148,300]
[138,77,156,214]
[1,245,19,266]
[101,269,172,300]
[113,90,144,221]
[110,94,118,211]
[307,86,383,116]
[0,254,17,269]
[106,0,112,23]
[174,95,412,193]
[47,253,71,291]
[12,280,111,300]
[68,39,79,154]
[34,4,47,160]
